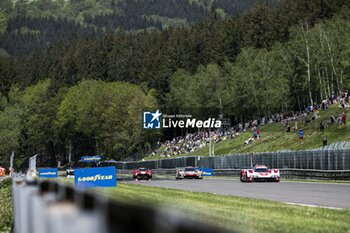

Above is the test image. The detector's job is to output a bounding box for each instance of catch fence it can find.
[115,149,350,170]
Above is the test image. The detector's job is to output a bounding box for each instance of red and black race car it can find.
[132,167,152,180]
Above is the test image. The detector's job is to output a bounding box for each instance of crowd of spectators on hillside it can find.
[150,92,349,158]
[151,129,238,157]
[316,92,349,129]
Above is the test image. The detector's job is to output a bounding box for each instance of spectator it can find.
[319,122,324,132]
[252,127,258,140]
[321,100,327,110]
[244,137,254,145]
[312,111,319,120]
[298,129,304,140]
[342,112,347,127]
[338,115,343,128]
[238,123,243,131]
[286,125,291,132]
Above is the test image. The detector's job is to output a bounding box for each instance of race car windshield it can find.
[185,168,195,171]
[255,168,268,172]
[139,168,147,171]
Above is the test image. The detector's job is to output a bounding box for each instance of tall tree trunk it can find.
[324,33,340,93]
[296,93,301,112]
[68,139,72,164]
[298,22,313,106]
[318,27,327,99]
[321,68,327,98]
[331,71,334,95]
[340,69,343,91]
[305,26,313,106]
[325,66,331,97]
[317,66,323,100]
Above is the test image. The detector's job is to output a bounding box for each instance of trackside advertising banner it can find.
[74,166,116,188]
[38,168,58,178]
[80,155,102,162]
[198,168,214,176]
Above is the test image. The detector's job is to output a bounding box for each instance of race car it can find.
[176,166,203,179]
[240,165,280,182]
[132,167,152,180]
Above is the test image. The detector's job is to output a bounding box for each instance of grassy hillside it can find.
[146,104,349,160]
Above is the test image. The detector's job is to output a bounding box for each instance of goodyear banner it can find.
[198,168,214,176]
[74,166,116,188]
[80,156,102,162]
[38,168,58,178]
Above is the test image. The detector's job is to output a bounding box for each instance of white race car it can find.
[240,165,280,182]
[176,167,203,179]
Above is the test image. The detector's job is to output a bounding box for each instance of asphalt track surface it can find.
[128,178,350,209]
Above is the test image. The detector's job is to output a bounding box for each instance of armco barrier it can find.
[114,169,350,180]
[115,148,350,171]
[59,168,350,180]
[12,178,229,233]
[212,169,350,179]
[280,169,350,180]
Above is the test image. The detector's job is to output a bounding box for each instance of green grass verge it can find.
[0,179,12,233]
[145,105,350,160]
[96,183,350,233]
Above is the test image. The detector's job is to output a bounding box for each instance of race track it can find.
[127,179,350,209]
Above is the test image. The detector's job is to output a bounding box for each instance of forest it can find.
[0,0,261,56]
[0,0,350,167]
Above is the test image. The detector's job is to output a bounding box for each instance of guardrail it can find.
[280,169,350,180]
[110,168,350,180]
[212,169,350,179]
[12,178,228,233]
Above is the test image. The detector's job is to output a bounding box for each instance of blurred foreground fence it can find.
[115,149,350,171]
[12,178,227,233]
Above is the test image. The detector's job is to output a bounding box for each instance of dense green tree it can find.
[0,56,16,100]
[0,9,6,34]
[224,47,290,119]
[0,87,23,166]
[20,79,60,165]
[167,64,231,118]
[285,17,350,108]
[56,80,159,160]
